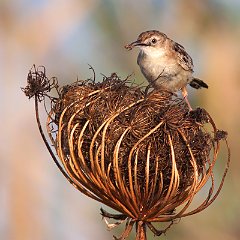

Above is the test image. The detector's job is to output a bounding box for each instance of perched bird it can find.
[125,30,208,110]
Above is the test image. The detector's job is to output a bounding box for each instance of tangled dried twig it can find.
[22,66,230,240]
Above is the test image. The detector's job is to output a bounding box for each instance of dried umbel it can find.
[23,66,230,240]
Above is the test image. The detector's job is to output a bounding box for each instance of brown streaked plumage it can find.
[125,30,208,110]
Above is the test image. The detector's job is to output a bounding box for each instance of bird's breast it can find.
[137,52,192,92]
[138,53,178,79]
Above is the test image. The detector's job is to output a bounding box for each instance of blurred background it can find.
[0,0,239,239]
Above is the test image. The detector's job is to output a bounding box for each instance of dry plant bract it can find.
[22,65,230,240]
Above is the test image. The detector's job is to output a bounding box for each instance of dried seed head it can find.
[22,65,58,101]
[23,66,230,240]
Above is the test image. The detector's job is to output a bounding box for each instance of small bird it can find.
[125,30,208,110]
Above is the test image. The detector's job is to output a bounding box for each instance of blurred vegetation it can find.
[0,0,239,239]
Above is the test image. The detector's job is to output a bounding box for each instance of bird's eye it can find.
[151,38,157,44]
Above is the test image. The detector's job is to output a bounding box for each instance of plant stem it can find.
[136,221,147,240]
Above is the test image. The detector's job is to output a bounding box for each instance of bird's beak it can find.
[125,40,147,50]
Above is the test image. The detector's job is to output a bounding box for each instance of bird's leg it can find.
[181,86,192,111]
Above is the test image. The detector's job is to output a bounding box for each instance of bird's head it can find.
[125,30,167,55]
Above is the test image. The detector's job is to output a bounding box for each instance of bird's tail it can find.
[190,78,208,89]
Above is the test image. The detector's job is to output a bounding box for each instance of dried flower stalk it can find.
[22,66,230,240]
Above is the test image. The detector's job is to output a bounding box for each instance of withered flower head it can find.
[22,66,230,240]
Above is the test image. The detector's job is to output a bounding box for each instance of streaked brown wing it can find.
[173,42,194,72]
